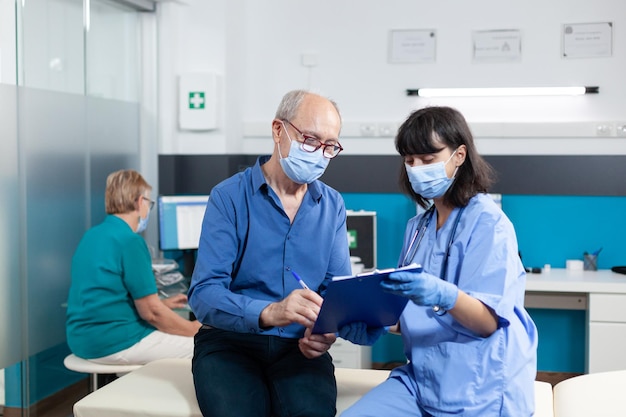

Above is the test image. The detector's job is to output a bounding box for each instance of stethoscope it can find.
[401,204,465,315]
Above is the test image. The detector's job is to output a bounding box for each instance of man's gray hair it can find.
[275,90,341,125]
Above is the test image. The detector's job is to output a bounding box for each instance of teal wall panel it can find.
[503,195,626,270]
[528,308,586,373]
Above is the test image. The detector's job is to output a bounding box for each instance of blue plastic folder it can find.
[311,263,422,334]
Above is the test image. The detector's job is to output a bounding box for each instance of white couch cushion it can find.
[73,358,553,417]
[553,370,626,417]
[534,380,554,417]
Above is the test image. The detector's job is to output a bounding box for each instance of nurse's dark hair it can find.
[395,106,495,209]
[105,169,152,215]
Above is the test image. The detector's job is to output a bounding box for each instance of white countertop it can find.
[526,269,626,294]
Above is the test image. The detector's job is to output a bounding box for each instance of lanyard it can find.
[401,205,465,315]
[401,205,465,280]
[401,205,436,268]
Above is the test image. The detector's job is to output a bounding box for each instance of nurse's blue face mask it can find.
[405,148,459,199]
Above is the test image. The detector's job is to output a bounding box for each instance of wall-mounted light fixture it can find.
[406,86,599,97]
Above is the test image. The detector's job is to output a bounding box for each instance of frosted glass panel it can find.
[87,96,140,225]
[18,87,88,354]
[8,0,149,410]
[0,85,22,369]
[17,88,141,356]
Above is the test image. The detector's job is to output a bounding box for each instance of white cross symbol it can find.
[189,92,205,109]
[347,231,357,247]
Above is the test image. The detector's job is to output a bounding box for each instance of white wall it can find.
[158,0,626,156]
[0,0,16,85]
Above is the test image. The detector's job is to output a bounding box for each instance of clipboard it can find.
[311,263,422,334]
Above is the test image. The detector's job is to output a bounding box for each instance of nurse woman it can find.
[339,106,538,416]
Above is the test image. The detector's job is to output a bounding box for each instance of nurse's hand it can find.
[381,271,458,311]
[338,322,388,346]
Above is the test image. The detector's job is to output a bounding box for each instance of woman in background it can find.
[340,107,537,416]
[66,169,200,365]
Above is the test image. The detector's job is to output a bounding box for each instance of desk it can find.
[525,269,626,373]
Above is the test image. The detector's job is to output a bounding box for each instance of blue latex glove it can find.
[381,270,459,311]
[338,322,388,346]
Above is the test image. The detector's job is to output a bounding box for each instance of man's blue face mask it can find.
[278,121,329,184]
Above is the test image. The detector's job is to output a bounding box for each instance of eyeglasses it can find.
[283,120,343,159]
[142,196,155,210]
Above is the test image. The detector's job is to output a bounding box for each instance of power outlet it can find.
[377,123,397,137]
[616,123,626,137]
[596,123,613,136]
[359,124,377,136]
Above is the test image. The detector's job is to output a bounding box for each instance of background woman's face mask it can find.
[405,149,458,199]
[278,121,329,184]
[136,209,150,233]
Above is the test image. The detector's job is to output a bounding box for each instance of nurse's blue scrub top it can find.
[392,193,538,416]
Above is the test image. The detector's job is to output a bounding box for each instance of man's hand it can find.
[161,293,189,310]
[299,327,336,359]
[259,289,323,328]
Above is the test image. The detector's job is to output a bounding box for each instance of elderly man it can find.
[189,90,352,417]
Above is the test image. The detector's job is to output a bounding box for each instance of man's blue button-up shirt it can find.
[189,156,352,338]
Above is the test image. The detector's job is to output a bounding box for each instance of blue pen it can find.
[291,270,310,290]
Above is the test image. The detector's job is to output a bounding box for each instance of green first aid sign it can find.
[189,92,205,109]
[347,230,357,249]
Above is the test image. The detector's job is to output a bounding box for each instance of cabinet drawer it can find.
[588,322,626,372]
[331,340,350,351]
[329,342,372,369]
[330,354,361,369]
[589,294,626,322]
[330,340,363,352]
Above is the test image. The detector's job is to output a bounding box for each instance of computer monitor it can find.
[346,210,377,271]
[157,195,210,251]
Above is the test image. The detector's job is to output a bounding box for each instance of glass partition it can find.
[87,96,141,225]
[19,87,88,354]
[18,0,85,94]
[3,0,152,414]
[0,86,22,370]
[87,0,141,101]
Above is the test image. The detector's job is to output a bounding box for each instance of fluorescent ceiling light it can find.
[406,86,599,97]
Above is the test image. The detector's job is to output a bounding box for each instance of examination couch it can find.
[72,358,555,417]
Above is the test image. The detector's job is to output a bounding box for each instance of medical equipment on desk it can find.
[153,258,188,297]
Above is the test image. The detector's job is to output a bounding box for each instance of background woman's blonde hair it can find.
[105,169,152,214]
